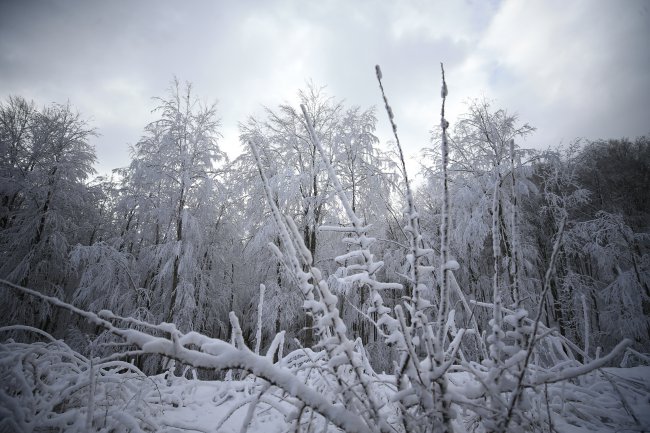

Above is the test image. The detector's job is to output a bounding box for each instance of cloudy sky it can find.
[1,0,649,175]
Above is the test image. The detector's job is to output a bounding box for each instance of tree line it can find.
[1,79,648,373]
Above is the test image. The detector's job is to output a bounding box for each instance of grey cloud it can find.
[1,0,648,175]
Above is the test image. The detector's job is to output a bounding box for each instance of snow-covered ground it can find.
[154,367,650,433]
[2,331,649,433]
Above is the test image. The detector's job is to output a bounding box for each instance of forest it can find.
[1,67,649,432]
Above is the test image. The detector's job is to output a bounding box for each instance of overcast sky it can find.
[1,0,649,175]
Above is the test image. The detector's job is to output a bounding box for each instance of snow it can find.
[2,317,648,433]
[2,74,649,433]
[443,260,460,271]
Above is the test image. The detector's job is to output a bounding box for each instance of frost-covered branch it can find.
[301,103,400,339]
[248,140,391,432]
[0,278,375,433]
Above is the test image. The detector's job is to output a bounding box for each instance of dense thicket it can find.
[0,96,97,334]
[1,78,648,431]
[1,85,648,362]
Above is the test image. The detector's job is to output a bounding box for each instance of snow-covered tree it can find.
[71,80,227,337]
[528,139,650,356]
[0,96,96,333]
[423,99,538,343]
[131,79,224,332]
[239,83,396,347]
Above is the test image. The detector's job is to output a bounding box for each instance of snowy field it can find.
[2,325,649,433]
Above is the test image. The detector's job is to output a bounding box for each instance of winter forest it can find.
[1,58,650,432]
